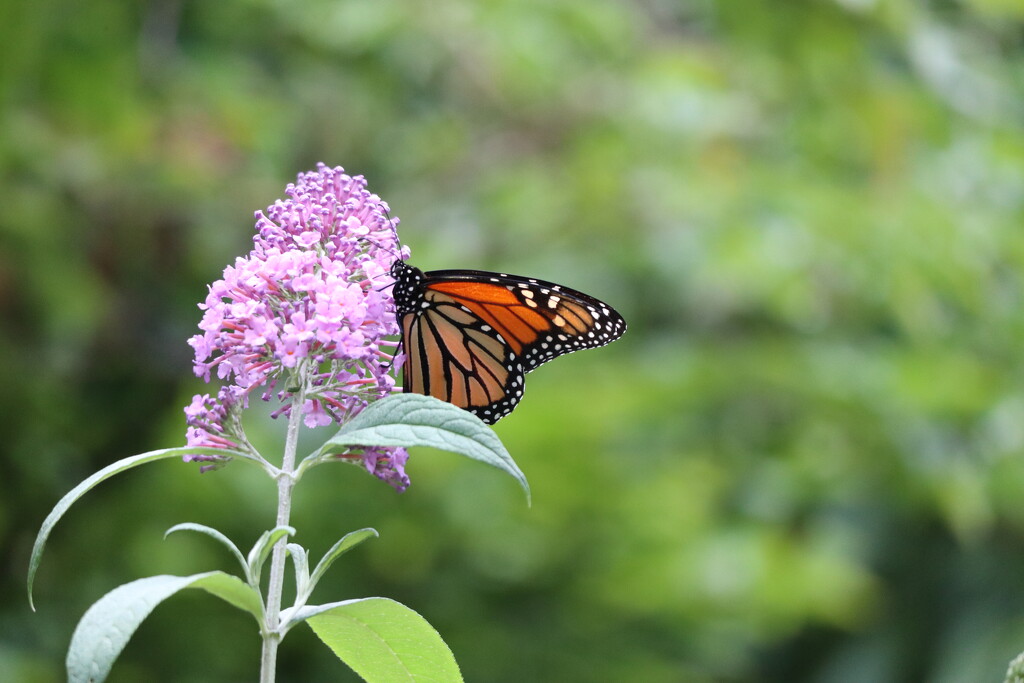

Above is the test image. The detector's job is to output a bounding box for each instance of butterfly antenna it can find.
[380,205,409,260]
[357,206,407,263]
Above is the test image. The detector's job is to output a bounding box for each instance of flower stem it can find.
[259,378,306,683]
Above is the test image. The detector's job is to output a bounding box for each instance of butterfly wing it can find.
[392,262,626,423]
[400,283,524,423]
[423,270,626,373]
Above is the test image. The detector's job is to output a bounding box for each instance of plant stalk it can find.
[259,379,306,683]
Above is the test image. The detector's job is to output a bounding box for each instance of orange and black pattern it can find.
[391,261,626,423]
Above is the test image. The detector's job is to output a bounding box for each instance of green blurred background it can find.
[3,0,1024,681]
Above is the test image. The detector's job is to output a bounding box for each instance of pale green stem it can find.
[259,376,306,683]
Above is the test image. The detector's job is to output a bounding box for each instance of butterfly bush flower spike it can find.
[185,164,410,491]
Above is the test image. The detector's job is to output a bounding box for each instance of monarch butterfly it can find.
[390,260,626,423]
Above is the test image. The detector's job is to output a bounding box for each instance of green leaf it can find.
[287,543,311,603]
[305,528,379,602]
[247,526,296,585]
[1007,651,1024,683]
[165,522,250,580]
[316,394,530,502]
[66,572,263,683]
[297,597,463,682]
[27,446,256,610]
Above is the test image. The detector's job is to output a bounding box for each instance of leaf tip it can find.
[27,563,39,611]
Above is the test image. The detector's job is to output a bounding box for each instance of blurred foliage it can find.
[3,0,1024,681]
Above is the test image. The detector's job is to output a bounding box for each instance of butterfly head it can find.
[390,259,426,313]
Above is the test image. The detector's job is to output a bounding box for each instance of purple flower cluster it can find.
[185,164,410,491]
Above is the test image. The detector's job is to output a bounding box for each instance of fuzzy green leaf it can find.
[317,394,529,502]
[287,543,311,602]
[296,597,463,682]
[247,526,295,584]
[66,572,262,683]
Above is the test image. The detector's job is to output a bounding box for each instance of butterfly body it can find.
[391,260,626,423]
